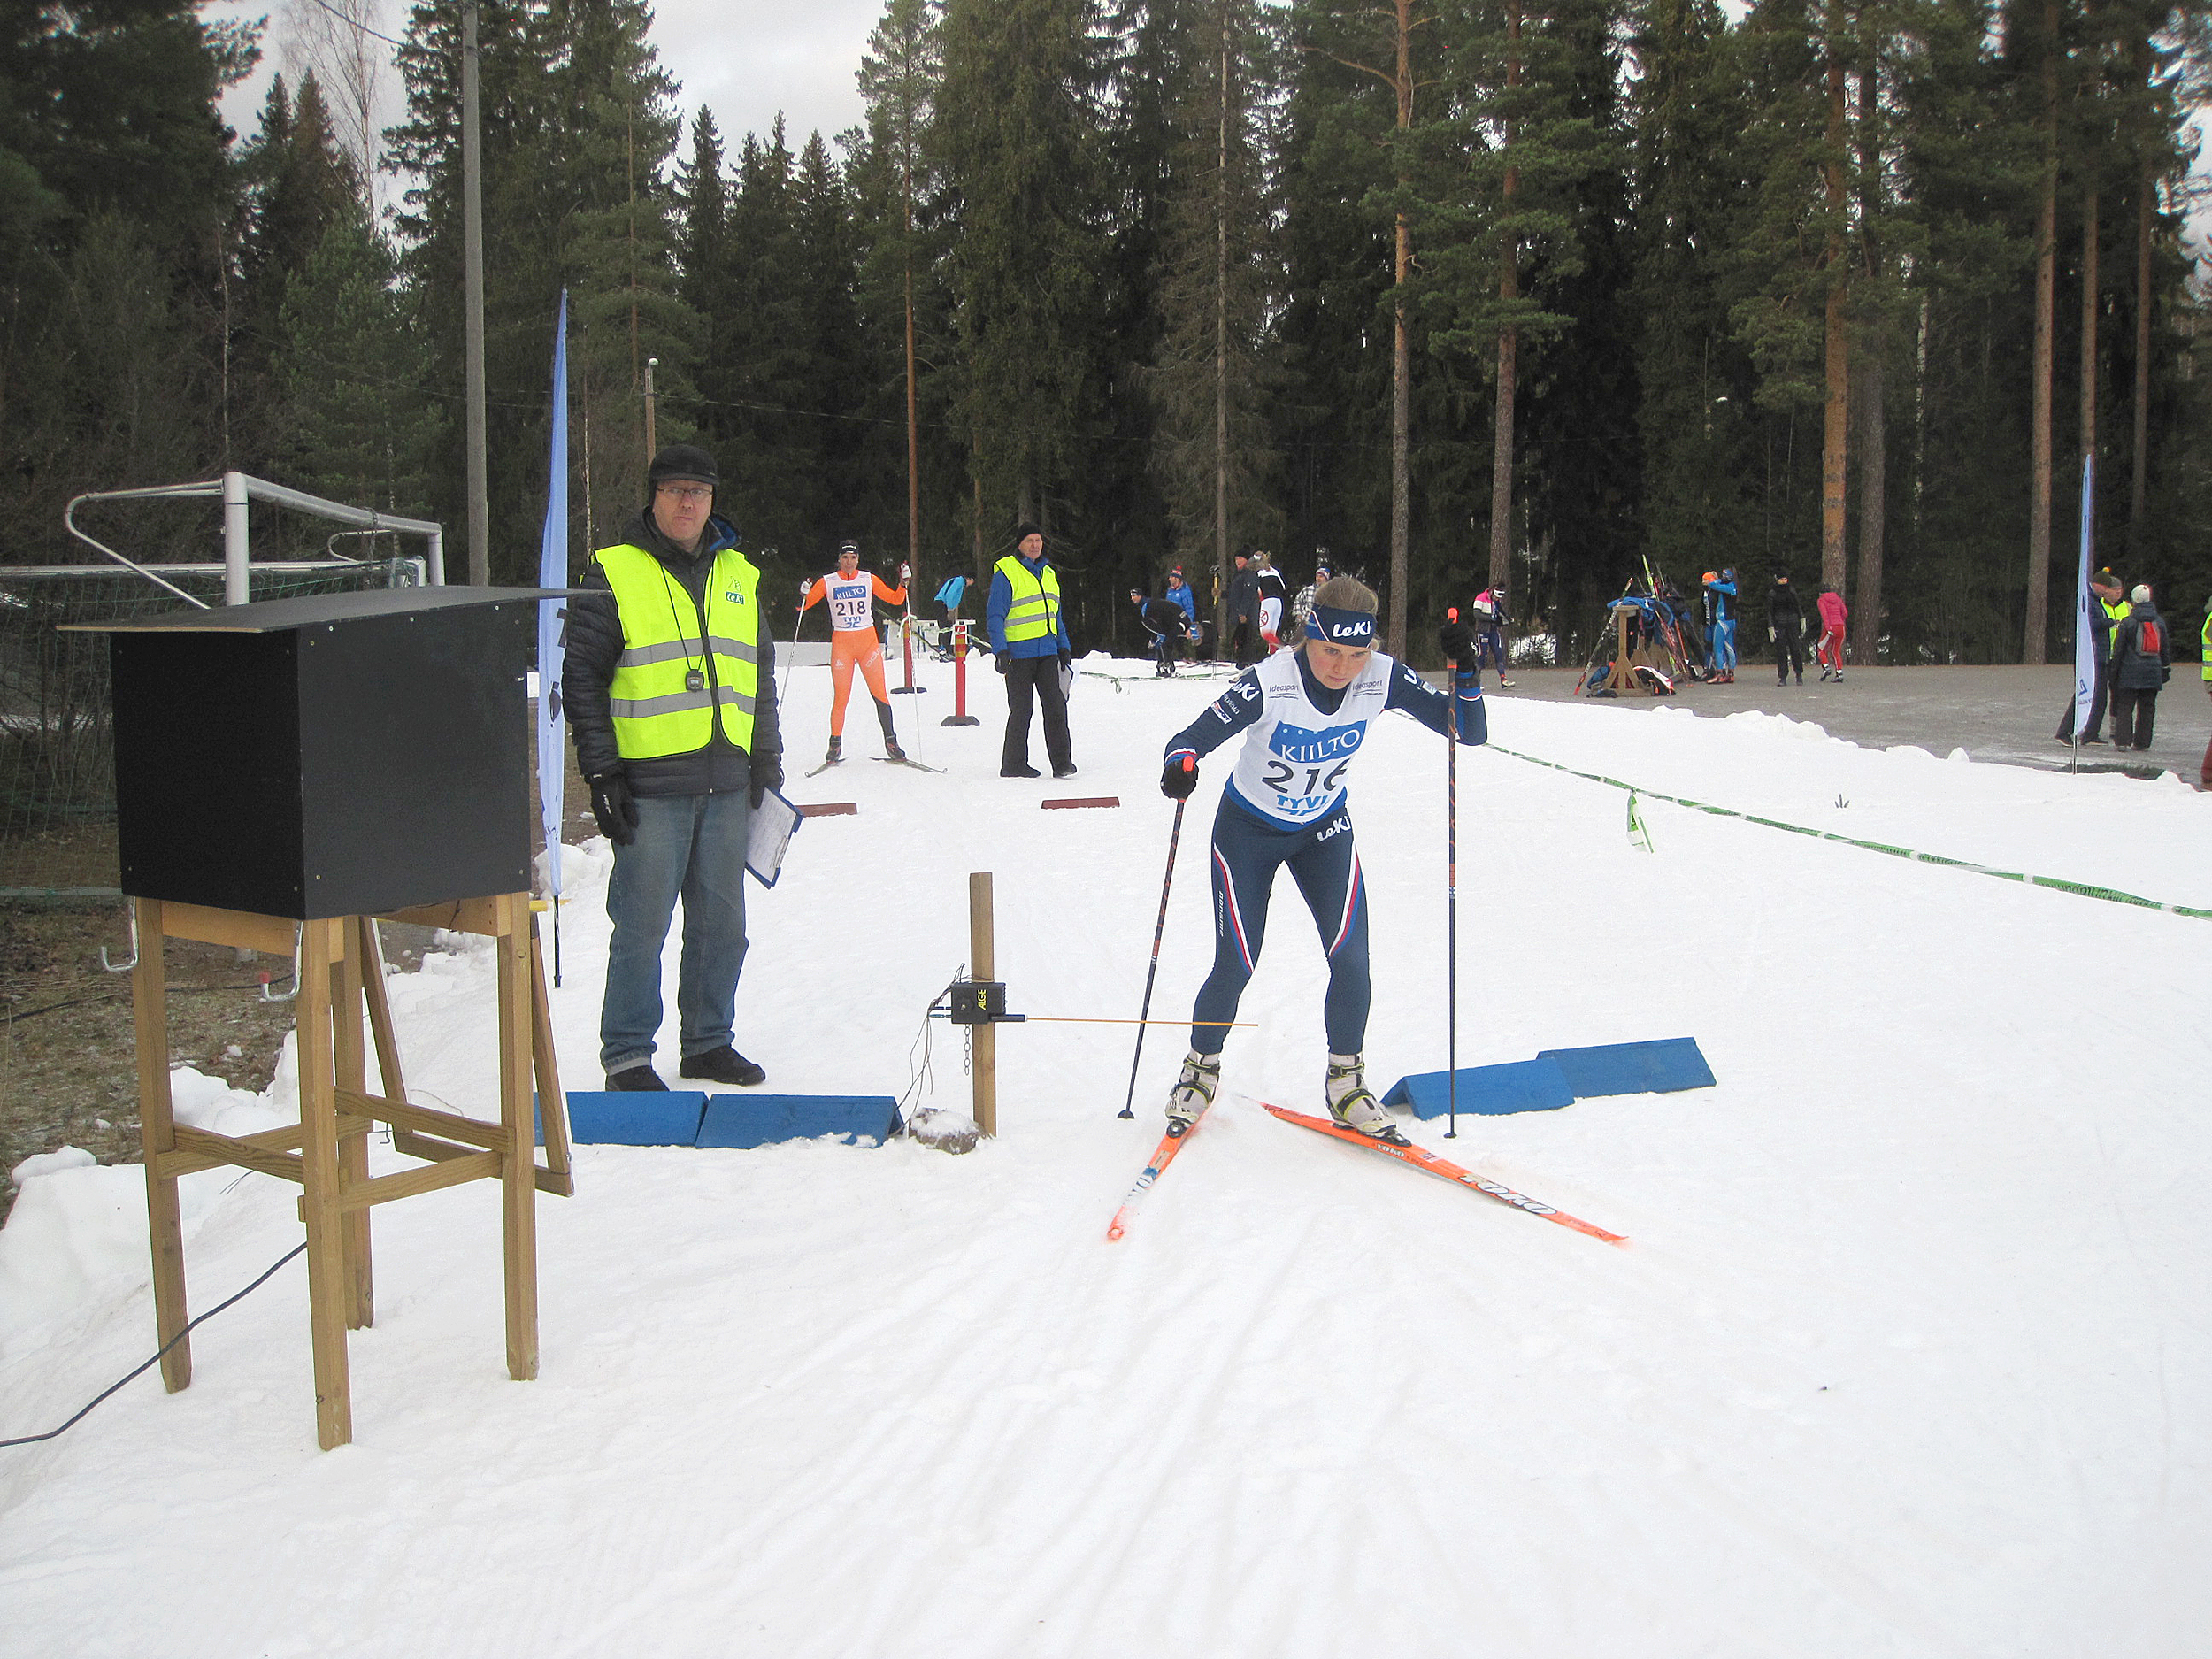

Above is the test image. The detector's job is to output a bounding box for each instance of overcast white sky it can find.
[208,0,879,170]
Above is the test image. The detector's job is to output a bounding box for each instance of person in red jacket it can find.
[1815,585,1849,680]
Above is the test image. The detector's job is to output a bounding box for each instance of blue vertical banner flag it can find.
[537,291,570,973]
[2071,452,2095,746]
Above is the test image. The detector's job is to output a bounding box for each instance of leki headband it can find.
[1308,603,1376,645]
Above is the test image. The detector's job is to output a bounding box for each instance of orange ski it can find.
[1263,1103,1627,1247]
[1106,1112,1209,1241]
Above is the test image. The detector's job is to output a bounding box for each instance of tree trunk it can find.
[2131,142,2151,542]
[2024,0,2058,664]
[1387,0,1415,657]
[1216,21,1231,636]
[1853,349,1885,665]
[2079,184,2098,572]
[1487,0,1520,603]
[1819,50,1849,598]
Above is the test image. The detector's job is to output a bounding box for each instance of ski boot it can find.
[877,702,902,761]
[1327,1053,1407,1144]
[825,734,842,764]
[1164,1049,1220,1138]
[885,736,907,761]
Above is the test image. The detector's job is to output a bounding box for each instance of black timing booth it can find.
[73,586,579,1449]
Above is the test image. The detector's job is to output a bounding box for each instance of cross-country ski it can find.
[1263,1103,1629,1246]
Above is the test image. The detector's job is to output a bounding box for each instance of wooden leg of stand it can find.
[296,918,352,1449]
[357,917,408,1105]
[131,898,191,1393]
[333,923,373,1331]
[496,894,539,1381]
[530,918,573,1195]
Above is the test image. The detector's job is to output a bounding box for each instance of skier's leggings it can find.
[1710,618,1736,672]
[829,629,891,734]
[1191,795,1368,1056]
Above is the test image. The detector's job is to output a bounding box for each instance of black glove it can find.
[588,770,639,846]
[1161,757,1198,799]
[749,756,782,810]
[1440,620,1479,673]
[995,653,1011,675]
[1058,648,1072,669]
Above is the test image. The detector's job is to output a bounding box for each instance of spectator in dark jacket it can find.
[1132,589,1194,677]
[1768,575,1806,686]
[2108,584,2173,750]
[1226,553,1262,664]
[565,443,781,1091]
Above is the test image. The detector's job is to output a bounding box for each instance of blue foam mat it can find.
[557,1092,710,1147]
[696,1094,901,1149]
[1535,1037,1715,1098]
[1382,1058,1577,1118]
[1381,1038,1715,1118]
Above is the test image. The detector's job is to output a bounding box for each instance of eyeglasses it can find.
[657,484,711,504]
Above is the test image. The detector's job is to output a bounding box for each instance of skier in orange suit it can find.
[802,540,909,764]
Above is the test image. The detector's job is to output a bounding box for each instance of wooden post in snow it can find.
[969,872,997,1138]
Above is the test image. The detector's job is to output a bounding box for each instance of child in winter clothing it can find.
[1815,585,1849,680]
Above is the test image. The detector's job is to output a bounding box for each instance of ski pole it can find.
[1118,763,1193,1119]
[780,579,809,703]
[1447,608,1460,1141]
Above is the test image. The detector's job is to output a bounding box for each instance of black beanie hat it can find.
[648,443,718,488]
[1015,521,1044,545]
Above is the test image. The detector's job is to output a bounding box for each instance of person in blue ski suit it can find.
[1701,570,1738,682]
[1155,574,1486,1143]
[1165,569,1200,661]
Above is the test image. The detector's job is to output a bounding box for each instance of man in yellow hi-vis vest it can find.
[565,444,783,1091]
[987,521,1077,778]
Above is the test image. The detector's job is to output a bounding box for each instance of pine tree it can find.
[1144,0,1280,628]
[936,0,1110,560]
[858,0,945,573]
[273,215,436,517]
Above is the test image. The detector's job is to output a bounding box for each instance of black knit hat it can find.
[647,443,718,488]
[1015,521,1044,544]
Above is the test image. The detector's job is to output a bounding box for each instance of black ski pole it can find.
[1447,608,1460,1141]
[1118,767,1193,1119]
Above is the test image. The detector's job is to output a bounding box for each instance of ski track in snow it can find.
[2,656,2208,1657]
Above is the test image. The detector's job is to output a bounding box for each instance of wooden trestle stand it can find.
[74,585,582,1450]
[130,895,571,1449]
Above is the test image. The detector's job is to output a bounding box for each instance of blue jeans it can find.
[601,791,751,1074]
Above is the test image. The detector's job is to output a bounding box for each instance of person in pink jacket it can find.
[1815,585,1849,680]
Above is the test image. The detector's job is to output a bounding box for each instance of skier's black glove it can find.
[995,653,1010,675]
[588,769,639,846]
[749,755,782,810]
[1439,620,1480,673]
[1160,756,1198,800]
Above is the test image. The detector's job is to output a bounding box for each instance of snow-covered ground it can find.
[3,650,2208,1658]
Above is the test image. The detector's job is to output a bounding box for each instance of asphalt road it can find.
[1480,662,2212,781]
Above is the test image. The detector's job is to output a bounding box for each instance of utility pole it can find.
[461,3,489,586]
[643,357,658,457]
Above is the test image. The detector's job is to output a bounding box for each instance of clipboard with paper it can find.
[747,788,803,887]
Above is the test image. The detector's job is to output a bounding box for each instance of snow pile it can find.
[0,655,2207,1657]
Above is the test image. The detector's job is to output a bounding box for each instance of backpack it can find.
[2137,618,2162,657]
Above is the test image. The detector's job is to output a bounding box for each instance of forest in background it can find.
[4,0,2210,666]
